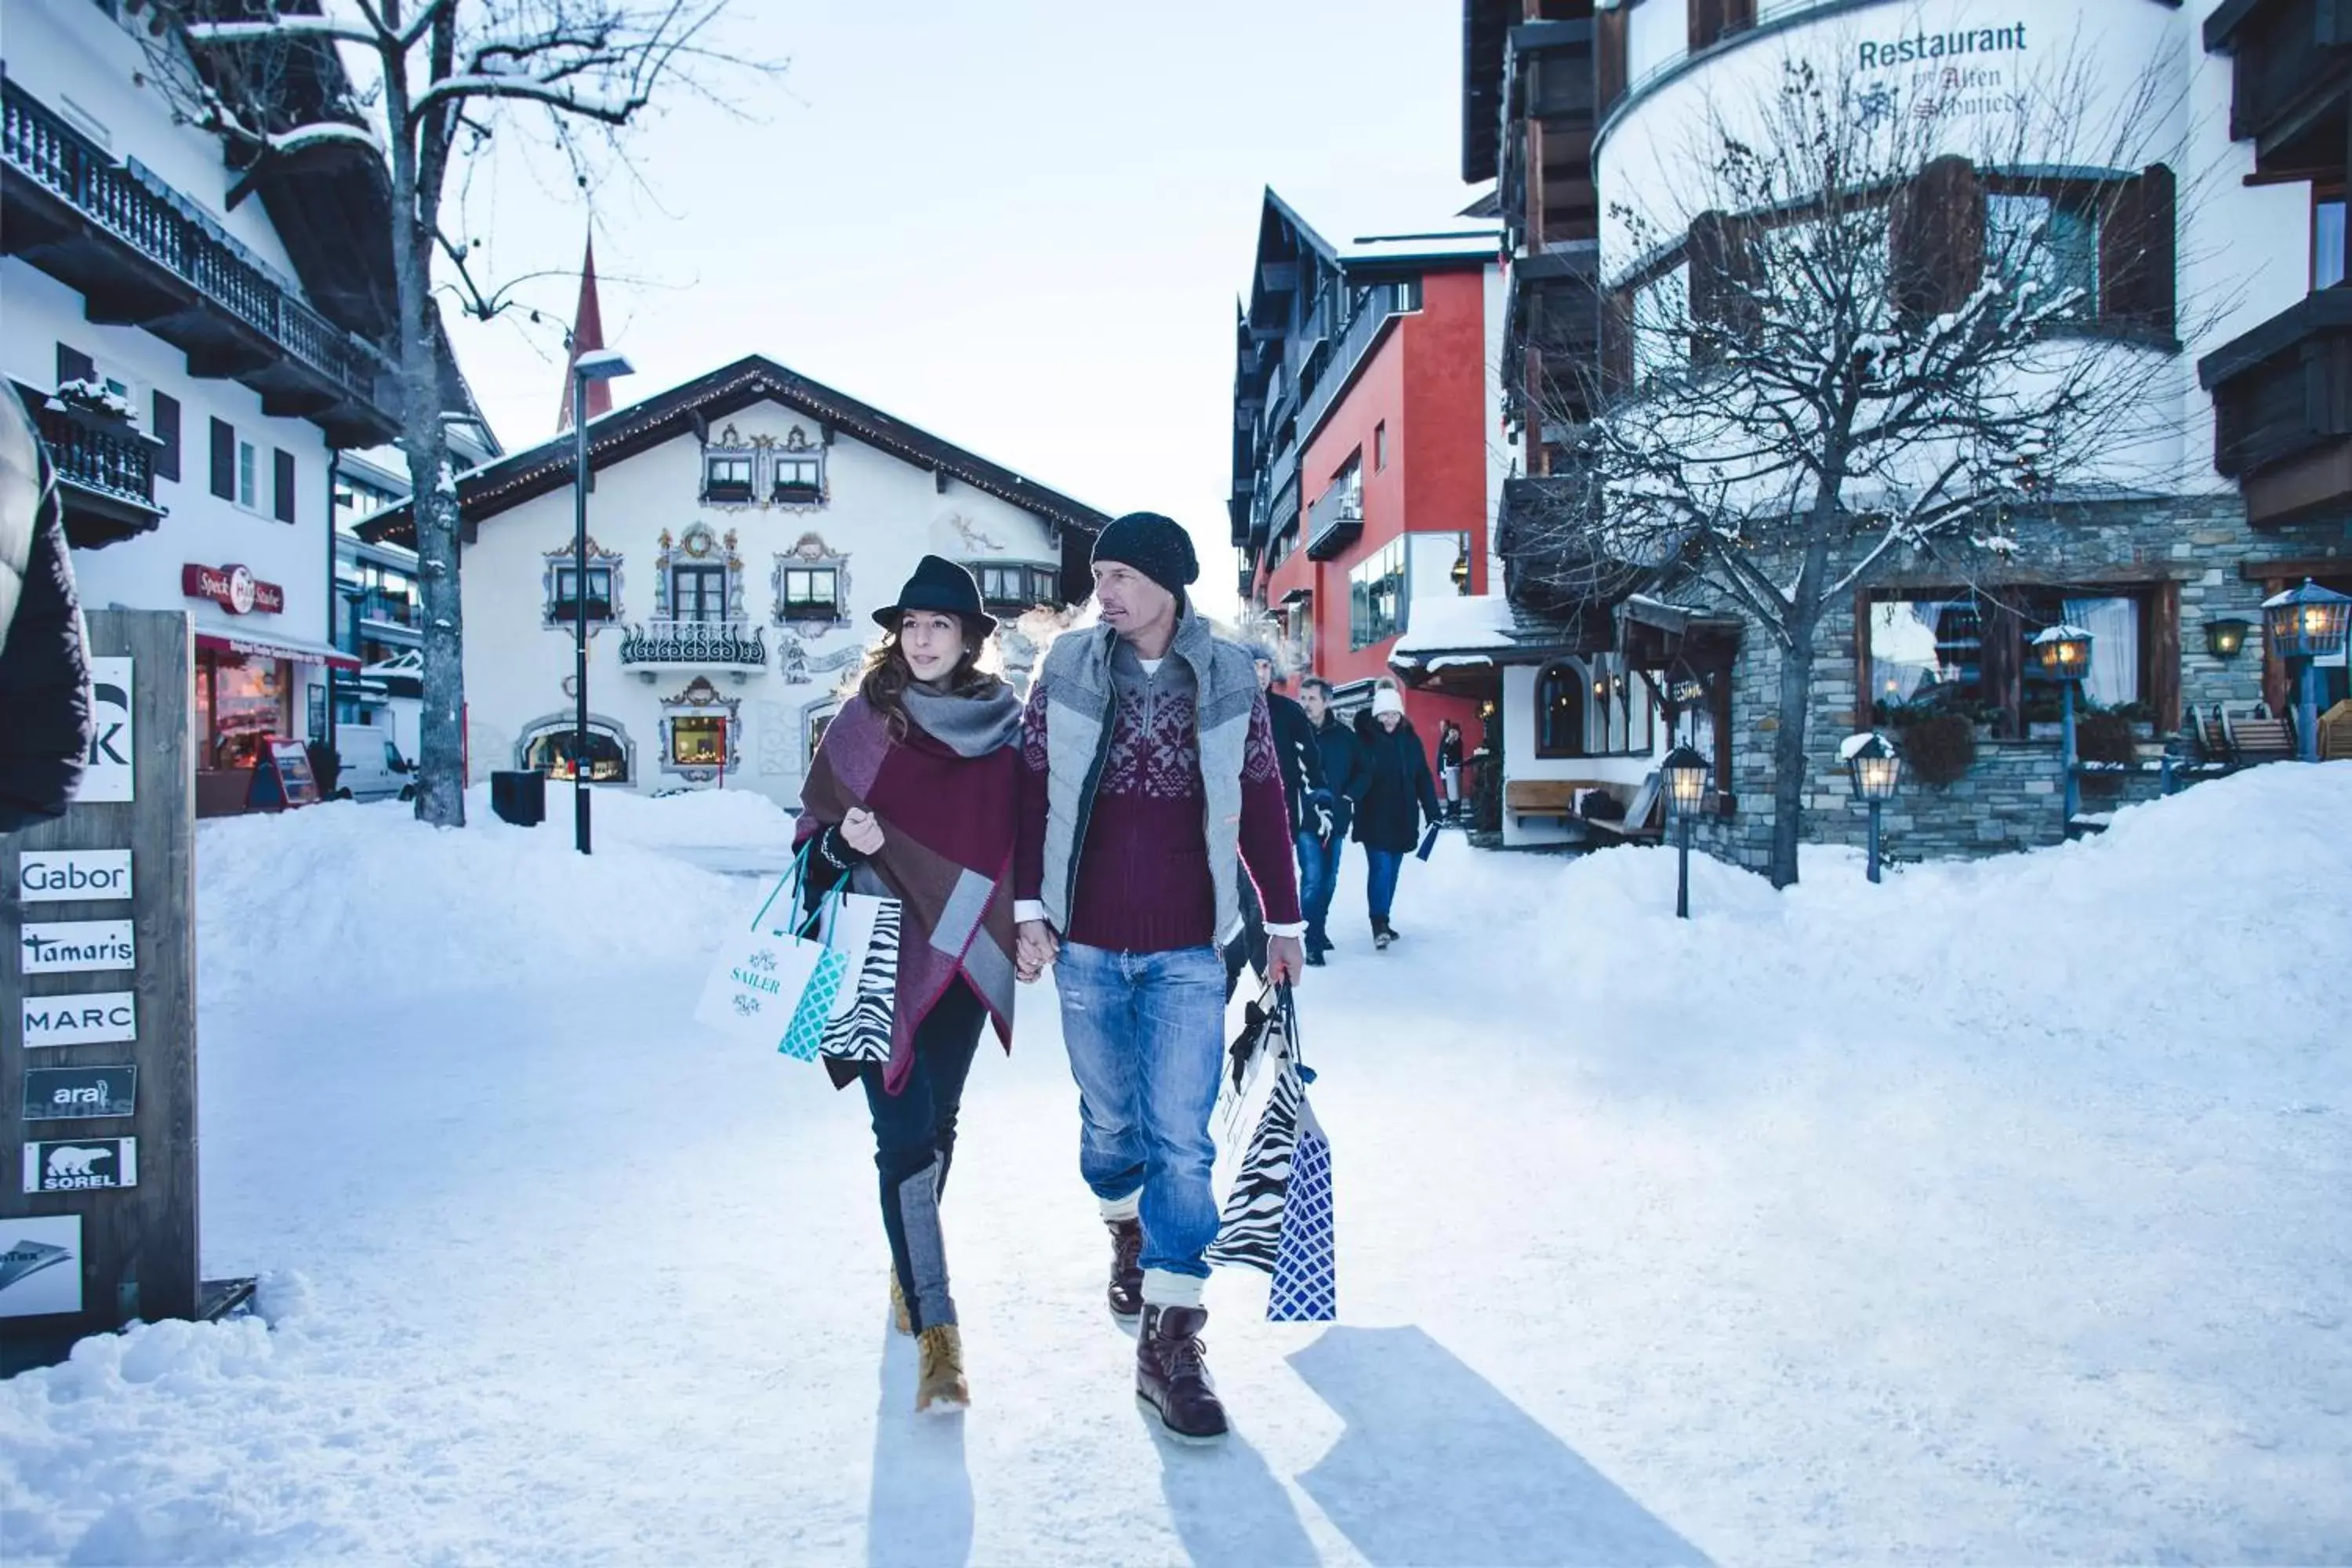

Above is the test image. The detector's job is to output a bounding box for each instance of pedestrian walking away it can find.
[797,554,1025,1415]
[1353,686,1443,950]
[1297,677,1367,963]
[1437,719,1465,825]
[1225,641,1323,994]
[1013,510,1305,1443]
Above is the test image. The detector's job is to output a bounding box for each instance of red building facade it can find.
[1231,194,1501,771]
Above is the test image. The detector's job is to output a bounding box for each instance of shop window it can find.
[523,723,630,782]
[1348,538,1406,650]
[1867,588,2154,728]
[670,715,728,768]
[703,453,754,503]
[781,566,840,620]
[200,652,289,772]
[808,707,837,766]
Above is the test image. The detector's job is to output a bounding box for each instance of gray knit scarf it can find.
[902,682,1023,757]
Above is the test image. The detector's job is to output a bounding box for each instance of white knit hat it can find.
[1371,686,1405,717]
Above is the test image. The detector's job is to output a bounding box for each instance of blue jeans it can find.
[1054,942,1228,1288]
[1364,848,1405,924]
[1297,829,1343,949]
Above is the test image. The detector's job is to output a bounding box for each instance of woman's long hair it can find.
[857,615,1002,739]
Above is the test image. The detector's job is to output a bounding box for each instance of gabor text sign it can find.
[16,850,132,904]
[23,1138,138,1194]
[76,657,133,804]
[20,921,136,975]
[20,993,138,1049]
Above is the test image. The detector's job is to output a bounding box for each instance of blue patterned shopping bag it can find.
[776,944,851,1061]
[1268,1102,1334,1322]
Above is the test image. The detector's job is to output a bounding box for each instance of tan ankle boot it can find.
[888,1270,913,1337]
[915,1323,969,1413]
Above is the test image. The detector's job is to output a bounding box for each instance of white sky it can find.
[437,0,1484,617]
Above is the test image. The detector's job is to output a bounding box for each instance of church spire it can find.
[555,234,612,434]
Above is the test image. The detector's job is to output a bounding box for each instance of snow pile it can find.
[1389,593,1515,659]
[5,766,2346,1563]
[196,793,771,1007]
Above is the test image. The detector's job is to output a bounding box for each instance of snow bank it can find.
[197,792,778,1008]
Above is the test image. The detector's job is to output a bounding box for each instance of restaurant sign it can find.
[181,563,284,616]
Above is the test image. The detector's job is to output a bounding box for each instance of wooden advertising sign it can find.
[245,735,321,811]
[2,610,208,1368]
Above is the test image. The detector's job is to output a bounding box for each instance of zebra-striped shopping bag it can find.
[818,895,900,1063]
[1205,989,1335,1321]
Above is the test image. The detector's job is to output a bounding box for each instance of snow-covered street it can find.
[4,771,2348,1566]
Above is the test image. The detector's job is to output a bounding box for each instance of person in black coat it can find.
[1225,644,1325,993]
[0,390,92,833]
[1298,676,1367,962]
[1437,719,1465,823]
[1352,685,1441,949]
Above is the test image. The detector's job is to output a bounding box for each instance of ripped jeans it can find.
[1054,942,1228,1295]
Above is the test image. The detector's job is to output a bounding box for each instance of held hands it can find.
[840,806,886,856]
[1015,919,1059,984]
[1266,935,1305,987]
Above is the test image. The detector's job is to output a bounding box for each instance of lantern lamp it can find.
[2031,623,2093,683]
[2264,579,2352,761]
[2204,616,2252,659]
[1843,731,1902,884]
[1662,744,1711,815]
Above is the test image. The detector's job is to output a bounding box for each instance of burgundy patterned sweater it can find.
[1016,650,1302,954]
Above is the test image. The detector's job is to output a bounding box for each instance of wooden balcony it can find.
[1500,21,1600,256]
[2200,286,2352,525]
[13,384,165,549]
[1,75,400,448]
[2207,0,2352,169]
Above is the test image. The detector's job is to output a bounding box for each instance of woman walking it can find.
[1352,686,1443,950]
[797,555,1025,1414]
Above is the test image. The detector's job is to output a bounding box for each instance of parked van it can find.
[333,724,415,802]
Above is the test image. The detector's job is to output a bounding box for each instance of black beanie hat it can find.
[1091,511,1199,599]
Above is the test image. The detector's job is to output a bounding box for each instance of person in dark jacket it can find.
[1437,719,1465,823]
[0,389,92,833]
[1352,684,1442,950]
[1223,643,1323,993]
[796,555,1025,1417]
[1298,676,1367,963]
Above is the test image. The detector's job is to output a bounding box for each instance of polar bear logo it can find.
[46,1146,112,1179]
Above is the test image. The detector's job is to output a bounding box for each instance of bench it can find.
[2220,705,2296,764]
[1581,770,1666,844]
[1504,779,1608,827]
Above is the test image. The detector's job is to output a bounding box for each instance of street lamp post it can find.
[569,349,633,853]
[2033,624,2094,827]
[2262,579,2352,762]
[1843,731,1902,884]
[1661,743,1710,920]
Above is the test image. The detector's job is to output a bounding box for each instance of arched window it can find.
[1534,660,1586,758]
[519,719,632,782]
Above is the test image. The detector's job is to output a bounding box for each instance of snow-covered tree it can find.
[1521,51,2201,887]
[135,1,777,827]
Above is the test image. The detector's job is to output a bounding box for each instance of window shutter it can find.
[2100,163,2176,336]
[210,417,236,500]
[1689,0,1723,49]
[56,343,96,387]
[1596,7,1629,116]
[274,448,297,523]
[1889,155,1984,318]
[152,391,180,481]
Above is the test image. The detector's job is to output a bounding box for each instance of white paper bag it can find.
[693,866,834,1046]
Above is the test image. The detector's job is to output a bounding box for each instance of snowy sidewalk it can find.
[3,771,2348,1564]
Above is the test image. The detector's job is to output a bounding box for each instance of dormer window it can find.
[703,454,753,503]
[772,452,823,503]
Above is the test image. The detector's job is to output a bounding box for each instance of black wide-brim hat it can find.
[873,554,996,636]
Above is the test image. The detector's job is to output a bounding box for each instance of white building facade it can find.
[2,1,445,814]
[361,356,1108,810]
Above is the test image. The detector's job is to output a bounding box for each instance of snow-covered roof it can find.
[1392,594,1518,659]
[1338,228,1502,267]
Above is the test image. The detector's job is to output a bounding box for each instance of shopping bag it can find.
[1267,1102,1335,1322]
[1415,822,1442,861]
[818,895,901,1063]
[691,847,840,1055]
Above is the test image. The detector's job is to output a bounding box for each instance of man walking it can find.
[1297,678,1367,964]
[1013,511,1305,1443]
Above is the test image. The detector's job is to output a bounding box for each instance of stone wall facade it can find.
[1675,494,2350,872]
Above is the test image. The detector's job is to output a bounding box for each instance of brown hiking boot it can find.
[915,1324,968,1414]
[1136,1305,1228,1443]
[888,1269,913,1337]
[1106,1218,1144,1320]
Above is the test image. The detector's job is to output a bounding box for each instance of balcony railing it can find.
[1304,483,1364,561]
[22,390,163,547]
[1298,284,1415,443]
[2,78,397,424]
[355,591,419,630]
[619,619,768,671]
